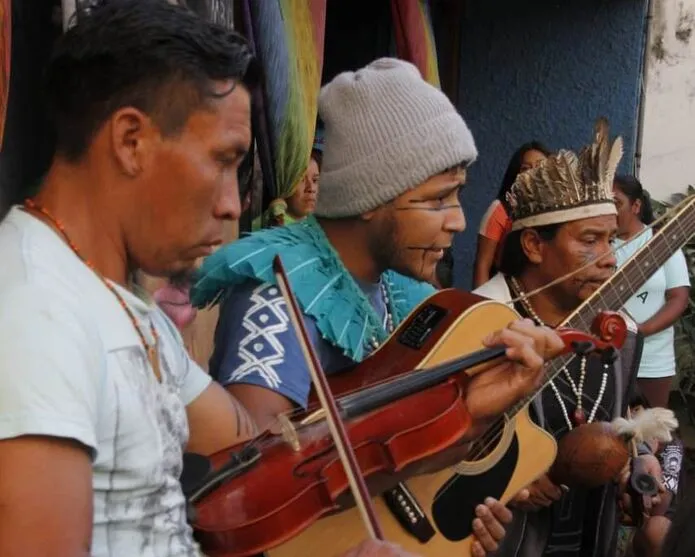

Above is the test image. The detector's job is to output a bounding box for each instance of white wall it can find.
[640,0,695,201]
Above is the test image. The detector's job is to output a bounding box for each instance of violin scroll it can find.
[554,311,627,358]
[590,311,628,350]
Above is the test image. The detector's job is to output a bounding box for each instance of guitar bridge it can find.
[383,482,436,543]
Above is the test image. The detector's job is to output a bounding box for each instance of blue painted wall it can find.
[452,0,648,289]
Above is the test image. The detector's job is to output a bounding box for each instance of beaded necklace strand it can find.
[23,199,162,382]
[509,276,608,430]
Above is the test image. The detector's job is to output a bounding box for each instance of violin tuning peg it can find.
[571,340,595,356]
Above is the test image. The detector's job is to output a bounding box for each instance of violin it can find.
[187,273,627,557]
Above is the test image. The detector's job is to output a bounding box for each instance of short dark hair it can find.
[45,0,258,161]
[311,149,323,170]
[498,224,561,277]
[497,141,552,208]
[614,174,655,225]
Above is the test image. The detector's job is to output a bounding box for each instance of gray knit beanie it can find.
[315,57,478,218]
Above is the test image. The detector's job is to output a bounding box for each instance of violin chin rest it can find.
[181,452,213,498]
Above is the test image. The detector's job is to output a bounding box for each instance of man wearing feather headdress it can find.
[474,119,669,557]
[192,57,569,556]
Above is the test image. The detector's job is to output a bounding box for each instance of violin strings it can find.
[236,350,581,485]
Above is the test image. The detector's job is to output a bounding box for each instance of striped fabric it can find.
[390,0,440,88]
[247,0,326,200]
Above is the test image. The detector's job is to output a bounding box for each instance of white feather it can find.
[610,407,679,444]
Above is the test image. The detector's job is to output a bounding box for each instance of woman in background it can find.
[264,131,323,228]
[473,141,551,288]
[613,175,691,408]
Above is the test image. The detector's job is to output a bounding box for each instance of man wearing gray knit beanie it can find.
[194,58,564,557]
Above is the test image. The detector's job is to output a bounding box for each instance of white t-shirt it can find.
[613,227,691,378]
[0,207,212,556]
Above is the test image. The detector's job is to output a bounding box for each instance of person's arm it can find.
[225,382,295,433]
[640,249,690,336]
[639,286,689,336]
[473,235,499,288]
[208,282,313,433]
[474,201,508,288]
[0,287,101,557]
[0,436,93,557]
[186,381,259,455]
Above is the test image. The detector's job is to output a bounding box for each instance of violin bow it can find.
[273,256,384,540]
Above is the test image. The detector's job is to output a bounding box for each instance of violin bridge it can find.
[278,413,301,452]
[300,408,326,427]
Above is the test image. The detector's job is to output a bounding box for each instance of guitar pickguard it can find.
[431,433,520,541]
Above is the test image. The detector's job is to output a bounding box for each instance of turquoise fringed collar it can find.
[191,216,434,362]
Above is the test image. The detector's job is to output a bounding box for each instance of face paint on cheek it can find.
[401,240,443,281]
[578,248,596,266]
[572,247,607,294]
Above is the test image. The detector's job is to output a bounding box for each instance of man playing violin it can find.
[0,2,492,557]
[192,58,566,556]
[474,120,664,557]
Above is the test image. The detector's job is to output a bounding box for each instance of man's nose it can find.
[444,206,466,234]
[598,245,617,269]
[214,180,241,221]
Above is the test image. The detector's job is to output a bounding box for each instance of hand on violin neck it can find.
[465,319,564,420]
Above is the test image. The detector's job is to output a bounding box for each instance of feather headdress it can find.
[507,118,623,231]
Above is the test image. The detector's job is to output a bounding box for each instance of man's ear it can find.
[108,107,156,177]
[520,228,545,265]
[360,208,377,222]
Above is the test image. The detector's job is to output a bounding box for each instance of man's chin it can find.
[399,264,437,286]
[578,281,605,301]
[142,261,198,283]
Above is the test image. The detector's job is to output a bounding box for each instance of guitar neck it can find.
[507,195,695,417]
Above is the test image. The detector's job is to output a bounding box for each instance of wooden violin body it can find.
[190,290,625,557]
[193,382,474,556]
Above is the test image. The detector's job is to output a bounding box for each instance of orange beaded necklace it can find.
[23,198,162,382]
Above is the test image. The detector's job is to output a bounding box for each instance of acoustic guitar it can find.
[270,194,695,556]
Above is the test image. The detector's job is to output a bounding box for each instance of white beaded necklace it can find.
[509,277,609,430]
